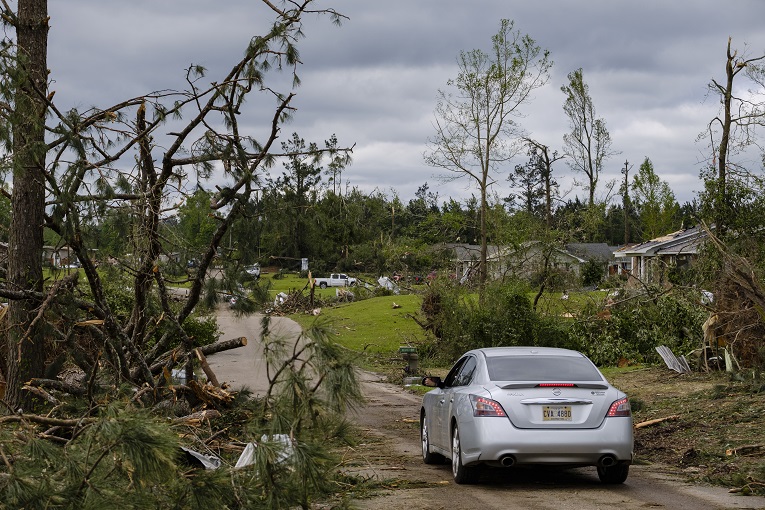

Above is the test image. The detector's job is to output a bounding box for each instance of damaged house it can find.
[441,242,614,285]
[613,225,708,286]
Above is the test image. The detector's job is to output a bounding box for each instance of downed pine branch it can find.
[173,409,221,426]
[146,337,248,378]
[0,413,95,427]
[726,444,765,457]
[634,415,680,429]
[28,378,87,396]
[22,385,61,406]
[198,336,248,356]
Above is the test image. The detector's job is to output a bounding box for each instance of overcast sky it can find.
[45,1,765,207]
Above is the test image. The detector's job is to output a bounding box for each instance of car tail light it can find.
[470,395,507,417]
[606,397,631,417]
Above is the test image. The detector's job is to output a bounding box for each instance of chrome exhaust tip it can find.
[598,455,617,468]
[499,455,516,467]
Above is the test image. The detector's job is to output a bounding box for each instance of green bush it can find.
[422,281,706,368]
[580,259,606,287]
[422,280,576,362]
[568,291,705,366]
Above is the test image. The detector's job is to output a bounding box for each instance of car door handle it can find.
[439,399,445,405]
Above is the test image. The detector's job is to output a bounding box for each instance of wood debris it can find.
[634,415,680,429]
[194,348,220,387]
[187,379,235,407]
[726,444,765,457]
[173,409,221,426]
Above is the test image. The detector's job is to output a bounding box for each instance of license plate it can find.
[543,405,572,421]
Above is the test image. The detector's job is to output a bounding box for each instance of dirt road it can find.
[208,313,765,509]
[349,371,765,510]
[207,307,303,396]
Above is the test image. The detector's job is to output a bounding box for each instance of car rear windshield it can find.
[486,355,603,382]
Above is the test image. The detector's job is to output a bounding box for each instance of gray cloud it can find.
[45,1,765,206]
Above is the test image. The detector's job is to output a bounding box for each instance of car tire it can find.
[451,424,479,484]
[421,414,445,465]
[597,463,629,484]
[319,282,327,289]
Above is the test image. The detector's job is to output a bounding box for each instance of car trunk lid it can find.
[488,383,617,429]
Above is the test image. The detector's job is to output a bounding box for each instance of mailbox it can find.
[398,346,418,373]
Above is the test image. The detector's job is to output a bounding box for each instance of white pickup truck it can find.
[314,273,357,289]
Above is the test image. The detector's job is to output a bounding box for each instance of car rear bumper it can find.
[459,416,633,467]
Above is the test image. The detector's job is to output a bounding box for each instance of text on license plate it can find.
[543,405,572,421]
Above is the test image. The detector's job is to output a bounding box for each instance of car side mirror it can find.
[421,376,444,389]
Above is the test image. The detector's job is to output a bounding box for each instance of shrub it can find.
[422,279,570,362]
[568,291,706,366]
[580,259,606,287]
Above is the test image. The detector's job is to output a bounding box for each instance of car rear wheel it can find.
[597,463,629,484]
[451,425,478,484]
[421,415,445,464]
[319,282,327,289]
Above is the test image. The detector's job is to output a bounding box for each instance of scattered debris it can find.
[186,380,236,408]
[235,434,294,468]
[655,345,691,373]
[180,446,221,470]
[274,292,289,307]
[391,302,401,309]
[378,276,400,294]
[336,288,355,301]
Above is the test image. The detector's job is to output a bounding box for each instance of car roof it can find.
[470,347,586,358]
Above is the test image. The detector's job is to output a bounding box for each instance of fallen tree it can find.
[0,1,352,411]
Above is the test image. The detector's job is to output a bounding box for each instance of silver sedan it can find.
[420,347,633,484]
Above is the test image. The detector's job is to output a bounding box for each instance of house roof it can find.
[438,243,502,261]
[565,243,615,262]
[443,242,594,265]
[614,225,708,257]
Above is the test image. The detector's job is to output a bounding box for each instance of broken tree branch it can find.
[194,348,220,387]
[199,336,248,355]
[0,413,95,427]
[28,378,87,396]
[726,444,765,456]
[634,415,680,429]
[173,408,221,426]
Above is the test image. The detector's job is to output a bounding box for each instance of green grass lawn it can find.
[290,293,426,354]
[532,288,613,316]
[284,284,617,376]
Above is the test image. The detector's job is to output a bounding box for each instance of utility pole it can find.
[621,160,631,244]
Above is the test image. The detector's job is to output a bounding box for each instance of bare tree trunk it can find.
[479,168,488,303]
[5,0,49,410]
[715,39,735,235]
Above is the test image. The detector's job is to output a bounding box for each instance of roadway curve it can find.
[207,312,765,509]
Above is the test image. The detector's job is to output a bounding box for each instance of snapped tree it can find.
[700,37,765,235]
[0,1,352,411]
